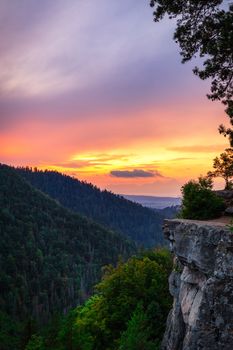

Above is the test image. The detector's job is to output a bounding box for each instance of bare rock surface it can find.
[162,219,233,350]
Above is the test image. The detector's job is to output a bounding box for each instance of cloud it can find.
[0,0,175,99]
[0,0,213,139]
[52,154,132,169]
[167,145,226,153]
[110,169,162,178]
[168,157,195,161]
[53,161,94,169]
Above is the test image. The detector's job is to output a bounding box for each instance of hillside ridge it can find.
[16,167,165,247]
[0,164,135,326]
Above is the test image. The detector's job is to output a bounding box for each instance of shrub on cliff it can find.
[180,177,225,220]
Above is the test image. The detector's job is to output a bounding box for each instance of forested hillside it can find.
[0,164,135,334]
[154,205,180,219]
[24,249,173,350]
[17,167,165,247]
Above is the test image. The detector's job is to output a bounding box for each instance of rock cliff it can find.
[162,219,233,350]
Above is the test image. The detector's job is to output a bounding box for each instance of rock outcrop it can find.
[162,219,233,350]
[214,190,233,215]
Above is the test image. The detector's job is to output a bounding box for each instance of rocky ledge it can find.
[162,219,233,350]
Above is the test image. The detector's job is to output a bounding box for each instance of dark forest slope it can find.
[17,168,165,247]
[0,164,135,325]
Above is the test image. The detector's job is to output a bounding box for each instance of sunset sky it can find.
[0,0,229,196]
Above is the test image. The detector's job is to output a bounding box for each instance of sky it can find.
[0,0,229,196]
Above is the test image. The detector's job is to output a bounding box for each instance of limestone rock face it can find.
[162,219,233,350]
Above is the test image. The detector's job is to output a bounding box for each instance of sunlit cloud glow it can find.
[0,0,229,196]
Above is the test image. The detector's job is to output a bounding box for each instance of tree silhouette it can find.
[208,148,233,189]
[150,1,233,143]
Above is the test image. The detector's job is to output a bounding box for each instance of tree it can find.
[119,303,158,350]
[208,148,233,189]
[55,249,172,350]
[150,1,233,143]
[180,177,225,219]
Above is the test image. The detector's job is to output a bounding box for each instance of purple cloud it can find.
[0,0,204,133]
[110,169,162,178]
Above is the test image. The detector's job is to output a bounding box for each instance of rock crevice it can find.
[162,219,233,350]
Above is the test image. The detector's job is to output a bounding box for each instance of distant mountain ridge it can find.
[16,167,166,247]
[122,194,181,209]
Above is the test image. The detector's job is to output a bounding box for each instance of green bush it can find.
[180,178,225,220]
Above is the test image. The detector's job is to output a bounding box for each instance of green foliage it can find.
[0,311,22,350]
[25,335,45,350]
[219,101,233,144]
[198,175,213,190]
[150,0,233,105]
[57,296,102,350]
[53,249,172,350]
[118,303,159,350]
[16,167,165,247]
[42,314,63,350]
[0,164,135,348]
[208,148,233,189]
[180,178,225,220]
[0,165,173,349]
[150,1,233,144]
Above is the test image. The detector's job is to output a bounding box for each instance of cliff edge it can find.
[162,219,233,350]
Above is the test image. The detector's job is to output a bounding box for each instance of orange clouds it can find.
[167,145,227,153]
[1,0,231,196]
[0,95,230,196]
